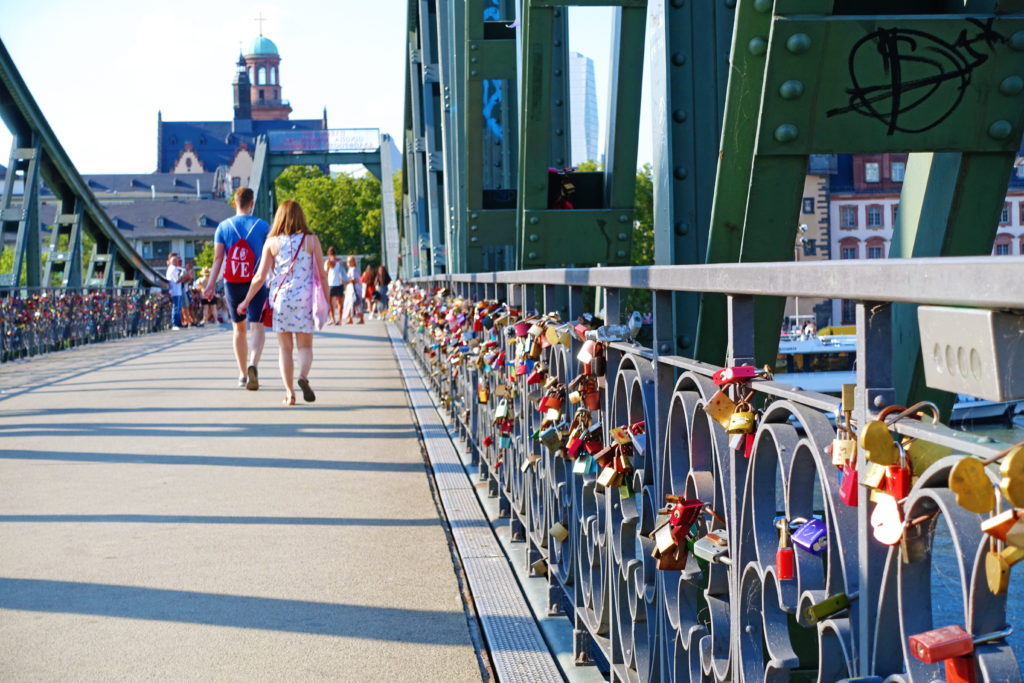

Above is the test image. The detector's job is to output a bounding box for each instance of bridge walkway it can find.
[0,323,485,681]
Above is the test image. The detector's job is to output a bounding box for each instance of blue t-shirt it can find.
[214,214,270,278]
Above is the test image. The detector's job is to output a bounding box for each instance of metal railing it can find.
[0,287,171,362]
[398,256,1024,682]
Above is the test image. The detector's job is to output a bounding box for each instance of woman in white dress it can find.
[237,200,329,405]
[341,255,364,324]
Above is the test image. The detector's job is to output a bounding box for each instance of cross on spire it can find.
[255,13,267,35]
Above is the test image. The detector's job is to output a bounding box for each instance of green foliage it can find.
[632,163,654,267]
[195,242,215,270]
[274,165,382,261]
[575,159,603,172]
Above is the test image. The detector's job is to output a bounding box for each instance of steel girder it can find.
[0,38,161,288]
[694,1,1024,384]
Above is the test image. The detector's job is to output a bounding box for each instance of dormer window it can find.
[156,216,167,228]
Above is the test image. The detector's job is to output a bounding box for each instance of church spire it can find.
[232,52,252,121]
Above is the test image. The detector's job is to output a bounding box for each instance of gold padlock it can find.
[705,390,737,430]
[727,402,756,434]
[859,418,898,465]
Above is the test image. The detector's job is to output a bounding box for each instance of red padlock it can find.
[839,460,858,507]
[944,655,977,683]
[908,625,974,664]
[583,389,601,412]
[885,464,911,500]
[537,396,550,413]
[668,498,703,530]
[712,365,758,386]
[566,437,584,459]
[776,518,795,580]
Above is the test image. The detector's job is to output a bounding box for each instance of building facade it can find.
[568,52,599,167]
[156,33,326,189]
[827,152,1024,325]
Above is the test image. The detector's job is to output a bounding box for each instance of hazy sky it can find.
[0,1,648,175]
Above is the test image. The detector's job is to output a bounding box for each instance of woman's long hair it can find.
[362,265,377,286]
[269,200,312,237]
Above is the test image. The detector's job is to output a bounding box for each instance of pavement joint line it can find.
[387,323,566,683]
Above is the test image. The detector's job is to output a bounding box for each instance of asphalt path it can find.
[0,322,482,682]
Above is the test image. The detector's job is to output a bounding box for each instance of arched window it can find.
[258,67,266,85]
[270,67,276,84]
[994,233,1013,256]
[838,236,860,260]
[865,236,886,259]
[248,66,254,82]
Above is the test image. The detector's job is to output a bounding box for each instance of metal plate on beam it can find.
[758,15,1024,155]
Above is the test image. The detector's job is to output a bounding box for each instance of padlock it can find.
[610,426,631,445]
[791,518,828,555]
[727,401,756,434]
[549,522,570,542]
[870,492,904,546]
[572,455,592,475]
[589,353,607,377]
[597,466,623,487]
[653,520,679,555]
[705,389,737,430]
[776,518,795,580]
[980,508,1020,542]
[861,462,887,490]
[712,365,758,386]
[832,385,857,466]
[859,417,898,465]
[999,446,1024,508]
[949,457,996,514]
[668,497,704,532]
[693,531,730,564]
[493,399,509,420]
[908,624,974,664]
[839,456,859,507]
[538,426,562,453]
[804,591,856,624]
[520,454,541,473]
[577,340,597,364]
[885,443,911,500]
[628,421,646,455]
[498,435,512,449]
[583,388,602,412]
[568,390,582,405]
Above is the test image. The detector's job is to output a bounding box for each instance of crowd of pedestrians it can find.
[164,186,394,406]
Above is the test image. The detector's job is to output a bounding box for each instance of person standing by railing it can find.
[341,255,363,324]
[362,265,377,317]
[165,252,184,330]
[204,187,271,390]
[236,200,329,406]
[376,265,391,314]
[324,246,345,325]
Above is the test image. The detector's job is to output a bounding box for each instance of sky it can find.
[0,1,649,175]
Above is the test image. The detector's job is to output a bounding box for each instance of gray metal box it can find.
[917,306,1024,401]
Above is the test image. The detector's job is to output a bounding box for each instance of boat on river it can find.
[774,335,1023,425]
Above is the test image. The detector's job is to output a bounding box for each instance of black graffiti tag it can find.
[826,19,1006,135]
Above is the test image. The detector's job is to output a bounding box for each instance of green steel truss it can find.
[402,0,649,275]
[0,38,163,288]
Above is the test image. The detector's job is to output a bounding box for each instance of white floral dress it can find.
[269,234,314,333]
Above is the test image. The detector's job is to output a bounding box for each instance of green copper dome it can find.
[246,35,279,56]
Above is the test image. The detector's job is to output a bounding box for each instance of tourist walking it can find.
[341,255,363,324]
[165,252,184,330]
[236,200,329,406]
[204,187,271,390]
[325,246,345,325]
[362,265,377,317]
[376,265,392,314]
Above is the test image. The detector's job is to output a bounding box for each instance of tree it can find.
[195,242,215,270]
[632,163,654,266]
[274,165,383,262]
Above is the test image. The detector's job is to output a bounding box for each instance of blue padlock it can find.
[498,435,512,449]
[791,518,828,555]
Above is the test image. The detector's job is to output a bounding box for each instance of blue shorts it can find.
[224,281,268,324]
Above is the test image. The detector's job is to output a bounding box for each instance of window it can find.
[841,246,857,260]
[867,205,883,227]
[864,162,880,183]
[840,206,857,228]
[802,197,814,214]
[841,299,856,325]
[891,161,906,182]
[996,243,1011,256]
[258,67,266,85]
[1020,202,1024,226]
[867,246,883,259]
[232,176,241,189]
[184,240,204,259]
[892,204,900,225]
[270,67,276,84]
[143,240,171,260]
[1001,203,1010,225]
[259,89,265,100]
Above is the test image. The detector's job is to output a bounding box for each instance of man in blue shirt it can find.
[204,187,271,389]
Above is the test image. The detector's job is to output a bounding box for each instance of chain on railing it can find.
[0,287,171,362]
[392,258,1024,682]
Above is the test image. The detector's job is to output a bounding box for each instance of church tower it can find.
[232,53,252,121]
[243,34,292,121]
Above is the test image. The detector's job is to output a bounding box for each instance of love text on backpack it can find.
[224,219,258,283]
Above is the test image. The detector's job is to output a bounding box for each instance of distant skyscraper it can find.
[568,52,599,167]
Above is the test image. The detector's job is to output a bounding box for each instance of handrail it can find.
[411,256,1024,308]
[396,265,1024,681]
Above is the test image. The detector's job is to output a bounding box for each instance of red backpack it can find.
[224,218,258,283]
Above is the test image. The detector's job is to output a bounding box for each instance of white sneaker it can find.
[238,376,247,387]
[172,326,181,330]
